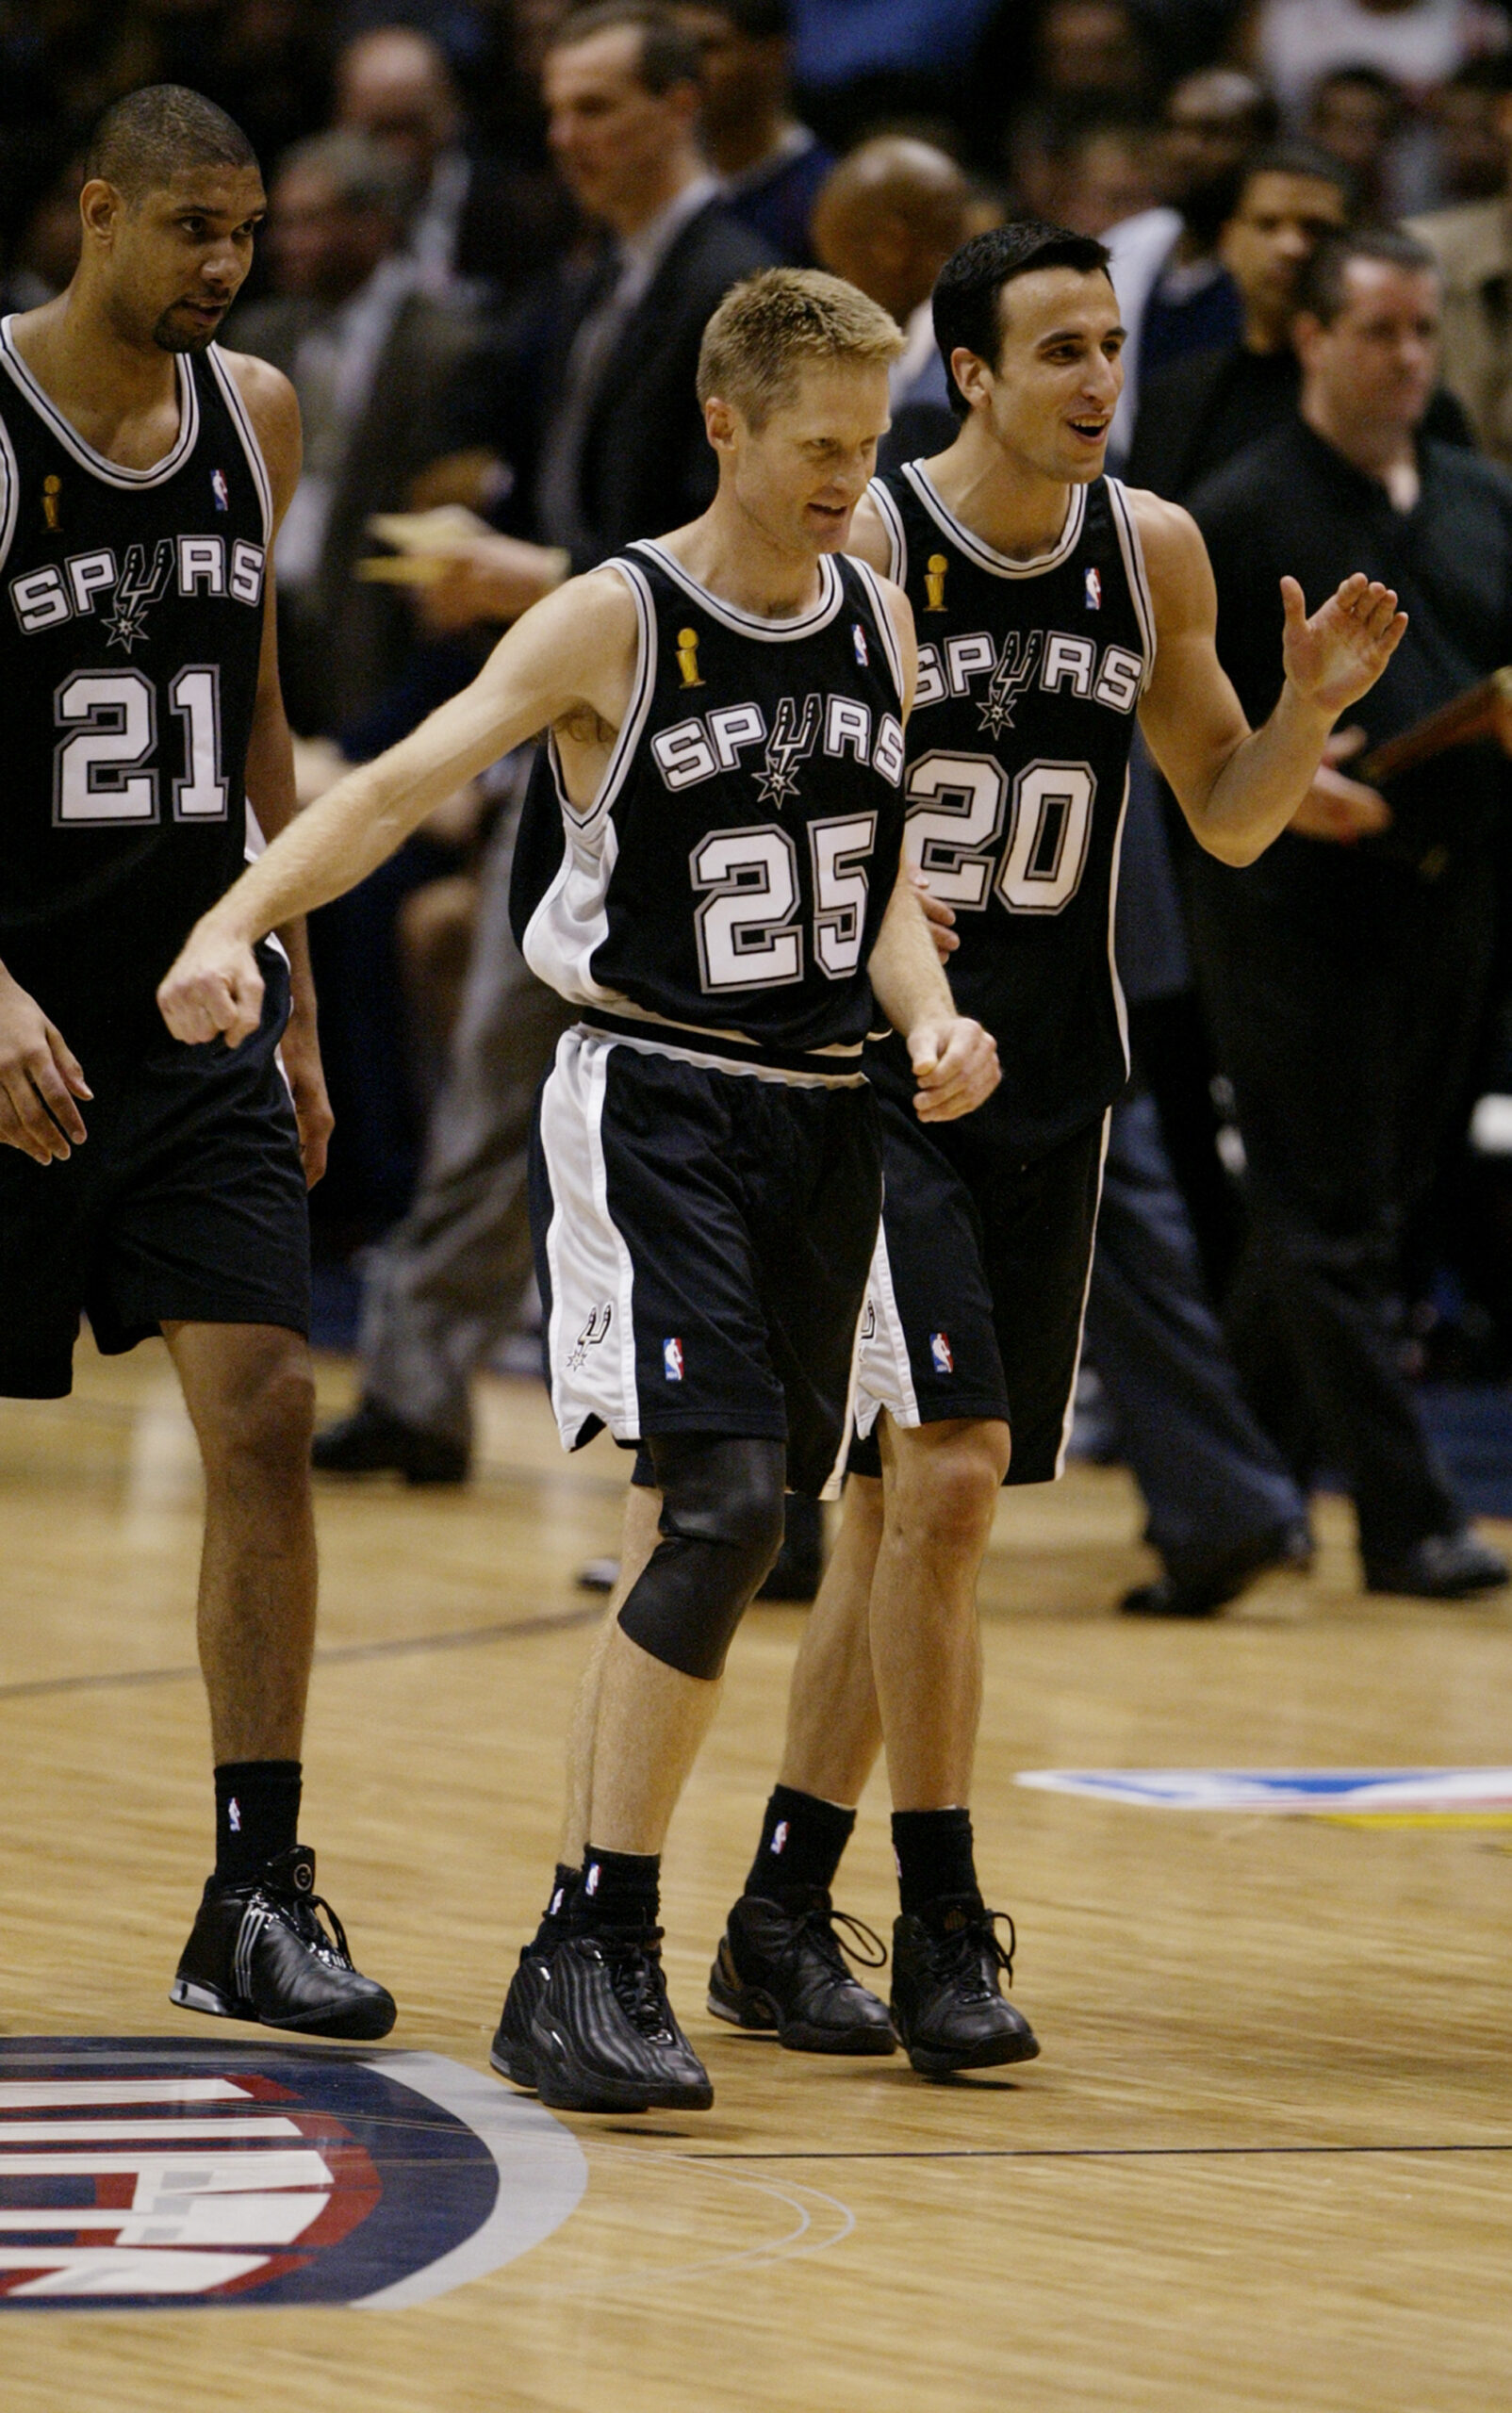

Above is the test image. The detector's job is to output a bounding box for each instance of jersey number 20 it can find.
[904,750,1096,915]
[53,666,228,828]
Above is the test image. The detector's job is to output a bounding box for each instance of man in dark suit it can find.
[415,0,774,631]
[334,23,577,309]
[225,128,483,738]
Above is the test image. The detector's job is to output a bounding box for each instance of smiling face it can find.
[953,265,1125,484]
[86,164,266,351]
[707,357,893,558]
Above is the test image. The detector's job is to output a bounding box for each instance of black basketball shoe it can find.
[708,1888,896,2054]
[890,1902,1040,2078]
[171,1846,396,2041]
[490,1942,555,2089]
[530,1928,713,2112]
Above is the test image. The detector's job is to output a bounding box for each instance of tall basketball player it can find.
[0,87,393,2036]
[710,221,1407,2078]
[159,268,1000,2110]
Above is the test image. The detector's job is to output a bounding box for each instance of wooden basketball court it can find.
[2,1334,1510,2408]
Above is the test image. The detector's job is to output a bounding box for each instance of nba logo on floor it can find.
[664,1338,684,1382]
[930,1332,953,1375]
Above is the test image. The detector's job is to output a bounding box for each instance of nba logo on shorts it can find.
[930,1331,953,1375]
[1085,566,1101,610]
[664,1337,684,1382]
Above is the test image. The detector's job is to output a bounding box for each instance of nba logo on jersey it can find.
[852,620,869,667]
[1085,566,1102,610]
[664,1337,684,1382]
[211,467,229,511]
[930,1331,953,1375]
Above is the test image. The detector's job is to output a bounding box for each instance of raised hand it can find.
[157,921,265,1050]
[1281,572,1407,719]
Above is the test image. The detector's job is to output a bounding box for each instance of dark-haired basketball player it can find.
[160,265,1002,2110]
[711,220,1407,2078]
[0,85,393,2036]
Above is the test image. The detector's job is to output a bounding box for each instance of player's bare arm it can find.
[1130,487,1406,866]
[158,566,640,1046]
[221,351,334,1184]
[869,867,999,1124]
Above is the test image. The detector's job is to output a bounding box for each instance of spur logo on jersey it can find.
[0,2037,584,2309]
[567,1304,613,1371]
[9,533,266,645]
[914,626,1142,723]
[650,692,905,800]
[664,1337,685,1382]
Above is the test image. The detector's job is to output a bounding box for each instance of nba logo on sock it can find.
[664,1337,684,1382]
[930,1331,953,1375]
[770,1819,790,1855]
[1085,566,1101,610]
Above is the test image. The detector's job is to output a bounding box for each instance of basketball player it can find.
[0,88,393,2037]
[708,220,1408,2077]
[159,268,1001,2111]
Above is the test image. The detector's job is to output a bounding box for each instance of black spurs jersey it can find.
[0,321,271,1051]
[520,538,908,1077]
[870,460,1156,1155]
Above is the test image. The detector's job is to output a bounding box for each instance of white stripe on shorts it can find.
[851,1217,921,1440]
[538,1029,641,1450]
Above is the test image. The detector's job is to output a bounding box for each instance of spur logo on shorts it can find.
[929,1331,954,1375]
[0,2038,583,2309]
[567,1304,613,1371]
[663,1337,685,1382]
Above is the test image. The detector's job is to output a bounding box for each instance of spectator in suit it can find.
[671,0,833,263]
[1186,226,1512,1598]
[1411,56,1512,461]
[334,23,576,305]
[413,0,774,632]
[1103,67,1279,463]
[807,135,974,472]
[225,128,485,739]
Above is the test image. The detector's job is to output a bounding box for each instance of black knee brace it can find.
[616,1434,787,1681]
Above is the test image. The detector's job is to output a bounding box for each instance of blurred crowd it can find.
[8,0,1512,1432]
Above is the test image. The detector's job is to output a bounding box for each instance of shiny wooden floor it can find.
[3,1335,1512,2408]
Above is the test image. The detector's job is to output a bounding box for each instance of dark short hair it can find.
[85,84,257,202]
[548,2,703,92]
[932,220,1112,418]
[1298,224,1439,323]
[1310,60,1404,110]
[1232,140,1355,218]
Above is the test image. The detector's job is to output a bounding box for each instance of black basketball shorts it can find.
[530,1028,882,1499]
[0,945,311,1399]
[850,1096,1109,1486]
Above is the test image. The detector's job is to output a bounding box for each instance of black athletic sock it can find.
[532,1863,582,1950]
[573,1846,661,1934]
[892,1807,982,1921]
[746,1784,856,1904]
[214,1761,302,1887]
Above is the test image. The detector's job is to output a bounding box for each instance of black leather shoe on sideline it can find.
[172,1847,396,2041]
[708,1888,896,2055]
[1364,1531,1509,1600]
[490,1942,555,2089]
[530,1929,713,2112]
[890,1901,1040,2078]
[1121,1519,1313,1618]
[312,1398,468,1486]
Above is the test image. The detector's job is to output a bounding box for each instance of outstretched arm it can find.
[157,567,637,1047]
[1133,492,1406,867]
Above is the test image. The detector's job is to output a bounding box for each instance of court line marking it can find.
[679,2143,1512,2162]
[0,1605,600,1703]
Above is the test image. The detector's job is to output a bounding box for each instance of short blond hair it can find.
[697,268,904,429]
